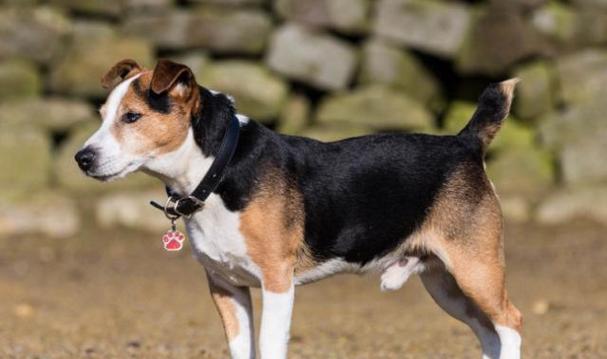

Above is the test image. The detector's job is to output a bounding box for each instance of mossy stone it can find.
[316,86,434,132]
[0,60,41,101]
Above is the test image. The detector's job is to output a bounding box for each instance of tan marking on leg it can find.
[239,168,311,293]
[410,163,522,331]
[109,71,200,156]
[208,279,240,341]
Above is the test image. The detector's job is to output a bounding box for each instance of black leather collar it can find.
[150,114,241,219]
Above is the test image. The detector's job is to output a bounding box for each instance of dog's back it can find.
[244,80,518,271]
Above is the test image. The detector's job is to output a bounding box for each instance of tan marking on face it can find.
[239,168,311,293]
[108,71,199,156]
[208,280,240,341]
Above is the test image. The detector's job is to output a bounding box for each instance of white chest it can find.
[184,195,261,287]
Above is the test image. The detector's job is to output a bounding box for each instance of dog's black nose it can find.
[75,147,96,172]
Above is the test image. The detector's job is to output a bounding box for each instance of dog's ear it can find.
[150,59,196,100]
[101,59,142,90]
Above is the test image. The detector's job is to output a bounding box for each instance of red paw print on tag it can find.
[162,230,185,251]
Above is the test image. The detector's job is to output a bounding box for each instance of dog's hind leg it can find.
[421,251,522,359]
[207,274,256,359]
[414,156,522,358]
[420,207,522,359]
[420,262,498,359]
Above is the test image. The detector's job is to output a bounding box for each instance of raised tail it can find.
[458,78,519,154]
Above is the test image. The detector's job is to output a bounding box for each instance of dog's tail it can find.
[458,78,519,155]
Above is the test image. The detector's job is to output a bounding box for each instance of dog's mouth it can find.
[89,172,121,182]
[86,160,143,182]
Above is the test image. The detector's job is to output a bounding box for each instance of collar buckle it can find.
[163,196,181,220]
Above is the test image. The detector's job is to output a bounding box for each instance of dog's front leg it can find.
[207,273,256,359]
[259,268,295,359]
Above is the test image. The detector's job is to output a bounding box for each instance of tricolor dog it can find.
[75,59,522,359]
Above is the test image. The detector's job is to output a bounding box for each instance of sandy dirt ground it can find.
[1,221,606,358]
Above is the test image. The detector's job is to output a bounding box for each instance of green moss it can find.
[0,60,41,101]
[199,61,288,122]
[316,86,434,131]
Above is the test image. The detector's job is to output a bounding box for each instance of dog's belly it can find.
[185,195,262,288]
[183,195,414,289]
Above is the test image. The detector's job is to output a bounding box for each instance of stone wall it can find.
[1,0,607,238]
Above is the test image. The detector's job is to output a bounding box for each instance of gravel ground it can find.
[1,221,606,358]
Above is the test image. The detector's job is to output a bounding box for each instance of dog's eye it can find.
[122,112,142,124]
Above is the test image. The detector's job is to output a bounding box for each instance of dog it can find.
[75,59,522,359]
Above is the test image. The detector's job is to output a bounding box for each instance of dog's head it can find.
[75,59,201,181]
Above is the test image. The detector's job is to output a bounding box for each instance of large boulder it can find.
[556,49,607,105]
[266,24,357,90]
[0,60,41,101]
[95,190,169,233]
[122,7,272,54]
[457,4,550,75]
[188,6,272,55]
[49,27,154,98]
[0,192,80,239]
[540,88,607,185]
[0,98,95,132]
[531,2,577,46]
[512,61,555,121]
[197,61,288,122]
[0,6,72,64]
[275,0,370,34]
[560,138,607,186]
[0,125,51,192]
[316,86,434,131]
[122,10,191,50]
[487,148,554,197]
[359,39,442,110]
[54,123,158,193]
[536,186,607,225]
[540,99,607,185]
[539,102,607,151]
[374,0,471,58]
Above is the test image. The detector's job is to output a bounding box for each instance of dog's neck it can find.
[143,88,236,196]
[144,130,213,195]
